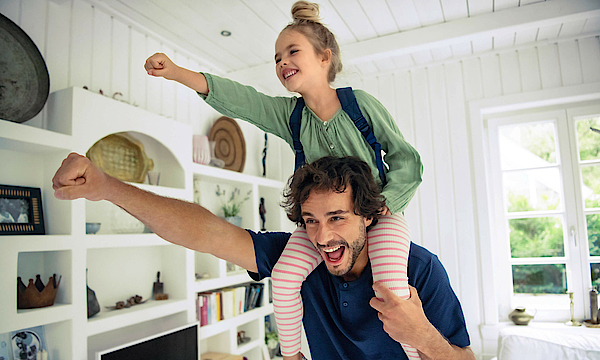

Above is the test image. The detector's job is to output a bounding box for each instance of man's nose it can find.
[314,223,334,246]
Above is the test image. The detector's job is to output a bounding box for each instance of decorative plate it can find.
[0,13,50,123]
[208,117,246,172]
[86,133,154,183]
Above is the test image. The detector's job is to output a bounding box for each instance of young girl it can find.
[145,2,422,359]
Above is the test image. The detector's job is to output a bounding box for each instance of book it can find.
[221,289,235,320]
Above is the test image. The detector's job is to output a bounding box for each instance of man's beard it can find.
[325,221,367,277]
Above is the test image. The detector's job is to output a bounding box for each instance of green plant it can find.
[265,329,279,350]
[216,185,251,217]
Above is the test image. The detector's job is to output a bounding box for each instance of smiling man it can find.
[52,154,473,360]
[249,156,473,360]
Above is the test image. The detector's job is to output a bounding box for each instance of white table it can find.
[497,322,600,360]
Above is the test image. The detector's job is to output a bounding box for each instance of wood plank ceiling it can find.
[97,0,600,91]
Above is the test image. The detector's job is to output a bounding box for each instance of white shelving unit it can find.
[0,86,293,359]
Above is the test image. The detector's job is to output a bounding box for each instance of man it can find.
[52,154,474,360]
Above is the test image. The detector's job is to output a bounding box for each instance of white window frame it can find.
[467,83,600,328]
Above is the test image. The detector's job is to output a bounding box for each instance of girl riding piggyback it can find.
[145,2,422,359]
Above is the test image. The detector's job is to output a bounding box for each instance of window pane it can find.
[588,214,600,257]
[592,263,600,292]
[576,117,600,161]
[581,165,600,208]
[499,122,557,170]
[509,217,564,258]
[504,169,561,212]
[513,264,567,294]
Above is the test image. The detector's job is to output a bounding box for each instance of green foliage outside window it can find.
[512,264,566,294]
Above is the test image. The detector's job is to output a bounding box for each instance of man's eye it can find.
[304,219,315,224]
[331,216,343,221]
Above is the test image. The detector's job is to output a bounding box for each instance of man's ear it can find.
[364,217,373,228]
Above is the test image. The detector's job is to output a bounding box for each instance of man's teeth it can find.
[285,70,297,79]
[324,245,341,253]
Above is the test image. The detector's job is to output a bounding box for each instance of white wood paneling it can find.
[161,44,176,120]
[387,0,421,31]
[91,8,112,95]
[411,68,440,254]
[330,0,377,41]
[469,0,494,16]
[174,53,190,124]
[538,42,563,88]
[358,0,398,37]
[560,18,587,37]
[46,0,71,93]
[480,54,503,98]
[412,0,444,26]
[146,37,163,115]
[440,0,469,21]
[518,47,542,92]
[462,57,484,101]
[427,65,461,289]
[537,23,561,40]
[129,28,147,109]
[579,36,600,83]
[499,50,521,94]
[69,0,93,88]
[558,40,584,86]
[111,19,130,102]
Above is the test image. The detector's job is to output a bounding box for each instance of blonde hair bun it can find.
[291,1,321,23]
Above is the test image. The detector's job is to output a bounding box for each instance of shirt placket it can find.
[322,121,341,156]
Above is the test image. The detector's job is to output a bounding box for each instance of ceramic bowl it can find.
[86,222,101,234]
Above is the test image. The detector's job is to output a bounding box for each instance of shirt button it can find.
[323,121,328,126]
[329,144,335,149]
[343,301,348,307]
[343,283,348,288]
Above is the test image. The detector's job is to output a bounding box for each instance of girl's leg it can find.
[368,213,421,360]
[271,227,322,357]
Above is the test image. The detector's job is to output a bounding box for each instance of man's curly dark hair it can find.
[282,156,385,230]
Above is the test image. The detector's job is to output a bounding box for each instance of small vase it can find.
[509,307,534,325]
[224,216,242,227]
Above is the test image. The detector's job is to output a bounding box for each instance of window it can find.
[487,105,600,321]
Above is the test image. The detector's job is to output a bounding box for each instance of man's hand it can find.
[144,53,182,81]
[52,153,112,201]
[369,282,432,348]
[370,282,475,360]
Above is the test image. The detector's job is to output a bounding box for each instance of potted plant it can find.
[216,185,251,227]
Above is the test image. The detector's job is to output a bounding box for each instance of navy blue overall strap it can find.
[337,87,387,186]
[290,97,306,171]
[289,88,387,185]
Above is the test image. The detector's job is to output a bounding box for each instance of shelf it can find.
[2,235,75,252]
[85,233,172,248]
[191,163,285,189]
[0,120,73,153]
[194,273,254,293]
[199,304,274,340]
[7,304,74,333]
[87,299,189,336]
[235,338,263,355]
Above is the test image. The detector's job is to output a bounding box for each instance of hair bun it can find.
[291,1,321,23]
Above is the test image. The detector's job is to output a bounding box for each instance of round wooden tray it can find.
[208,117,246,172]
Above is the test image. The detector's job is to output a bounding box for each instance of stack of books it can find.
[196,282,264,326]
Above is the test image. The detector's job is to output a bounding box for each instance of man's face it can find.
[301,188,372,280]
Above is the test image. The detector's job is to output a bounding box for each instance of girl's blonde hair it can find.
[282,1,342,84]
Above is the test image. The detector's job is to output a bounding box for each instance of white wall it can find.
[0,0,293,181]
[341,35,600,358]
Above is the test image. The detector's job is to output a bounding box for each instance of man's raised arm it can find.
[52,153,258,272]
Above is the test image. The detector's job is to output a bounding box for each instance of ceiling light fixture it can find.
[220,30,232,37]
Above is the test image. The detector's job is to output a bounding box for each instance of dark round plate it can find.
[0,13,50,123]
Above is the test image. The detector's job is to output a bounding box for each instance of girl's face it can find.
[274,30,330,94]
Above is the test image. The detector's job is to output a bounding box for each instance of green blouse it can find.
[199,73,422,214]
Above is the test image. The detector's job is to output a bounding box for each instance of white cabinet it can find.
[0,87,292,359]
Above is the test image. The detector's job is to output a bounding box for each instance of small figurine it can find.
[262,133,268,177]
[259,197,266,231]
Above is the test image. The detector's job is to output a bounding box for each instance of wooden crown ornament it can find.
[17,274,62,309]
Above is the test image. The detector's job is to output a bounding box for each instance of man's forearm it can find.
[416,325,475,360]
[104,176,257,272]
